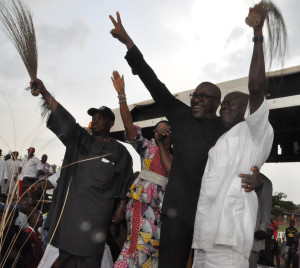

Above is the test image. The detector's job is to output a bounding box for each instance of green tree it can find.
[271,192,297,218]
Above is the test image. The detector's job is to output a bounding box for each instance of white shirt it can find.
[15,211,29,229]
[0,158,8,184]
[192,99,274,258]
[6,158,19,181]
[19,155,42,180]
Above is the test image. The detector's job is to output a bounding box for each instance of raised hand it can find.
[245,2,267,29]
[109,12,134,49]
[30,78,58,112]
[154,125,172,144]
[111,70,125,95]
[30,78,47,94]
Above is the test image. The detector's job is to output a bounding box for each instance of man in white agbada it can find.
[192,7,274,268]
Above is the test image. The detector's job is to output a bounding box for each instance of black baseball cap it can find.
[87,106,115,122]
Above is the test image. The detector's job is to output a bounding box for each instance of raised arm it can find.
[30,79,81,147]
[109,12,134,50]
[111,71,137,141]
[109,12,185,120]
[247,4,267,114]
[30,78,58,112]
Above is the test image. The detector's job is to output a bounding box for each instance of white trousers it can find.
[38,243,114,268]
[192,246,248,268]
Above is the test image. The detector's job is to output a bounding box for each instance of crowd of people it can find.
[256,217,299,268]
[0,149,55,267]
[0,148,53,197]
[0,2,299,268]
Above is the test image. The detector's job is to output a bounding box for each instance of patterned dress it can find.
[114,126,172,268]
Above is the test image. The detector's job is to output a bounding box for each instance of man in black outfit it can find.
[29,79,133,268]
[257,227,280,268]
[285,220,299,268]
[109,12,263,268]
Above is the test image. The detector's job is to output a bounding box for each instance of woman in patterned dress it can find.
[112,71,173,268]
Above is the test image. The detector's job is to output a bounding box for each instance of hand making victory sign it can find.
[109,12,134,49]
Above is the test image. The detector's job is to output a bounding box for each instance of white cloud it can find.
[37,18,90,52]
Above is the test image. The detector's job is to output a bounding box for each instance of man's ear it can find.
[109,121,115,129]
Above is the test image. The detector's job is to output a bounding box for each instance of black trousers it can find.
[286,251,299,268]
[59,249,103,268]
[158,216,194,268]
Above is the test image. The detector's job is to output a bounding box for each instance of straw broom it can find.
[0,0,52,118]
[0,0,39,94]
[245,0,287,69]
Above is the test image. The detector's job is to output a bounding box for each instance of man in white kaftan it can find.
[192,99,273,267]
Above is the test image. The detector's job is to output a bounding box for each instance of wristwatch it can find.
[252,36,263,42]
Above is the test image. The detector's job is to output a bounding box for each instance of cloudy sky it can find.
[0,0,299,203]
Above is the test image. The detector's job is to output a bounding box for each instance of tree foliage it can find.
[271,192,297,218]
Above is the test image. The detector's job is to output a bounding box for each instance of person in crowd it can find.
[109,11,264,268]
[29,78,133,268]
[4,154,11,161]
[0,202,33,268]
[257,227,281,268]
[25,209,44,268]
[0,193,7,204]
[9,193,18,204]
[18,147,42,197]
[285,220,299,268]
[111,70,173,267]
[38,154,53,179]
[0,149,8,194]
[270,214,280,240]
[5,151,20,195]
[15,197,31,229]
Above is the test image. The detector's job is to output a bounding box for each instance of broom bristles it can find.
[0,0,38,80]
[246,0,287,69]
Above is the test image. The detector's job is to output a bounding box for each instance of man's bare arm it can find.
[111,71,137,141]
[247,4,267,114]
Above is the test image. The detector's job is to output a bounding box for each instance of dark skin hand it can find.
[109,12,134,49]
[111,70,137,141]
[254,230,269,240]
[239,166,264,192]
[30,78,58,112]
[112,198,127,223]
[154,124,173,176]
[155,125,172,139]
[112,208,125,224]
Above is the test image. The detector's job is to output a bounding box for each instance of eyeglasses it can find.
[189,93,220,101]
